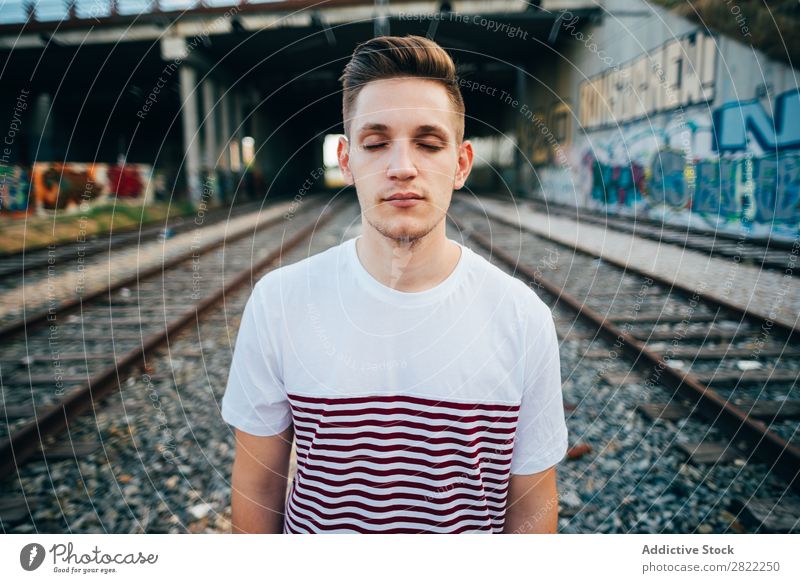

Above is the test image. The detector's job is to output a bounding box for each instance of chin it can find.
[372,216,435,243]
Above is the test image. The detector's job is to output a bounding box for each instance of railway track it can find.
[0,201,262,294]
[451,197,800,533]
[0,196,346,487]
[521,197,799,275]
[4,191,796,533]
[0,199,298,338]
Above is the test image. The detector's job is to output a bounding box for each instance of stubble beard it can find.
[366,210,445,249]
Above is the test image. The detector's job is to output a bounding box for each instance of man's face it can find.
[338,77,473,243]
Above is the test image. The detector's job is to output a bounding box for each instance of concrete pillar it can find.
[248,89,264,198]
[201,79,217,172]
[231,91,247,198]
[515,64,528,197]
[201,78,218,205]
[32,92,54,163]
[231,91,243,174]
[249,91,259,170]
[179,65,202,204]
[219,89,231,171]
[374,0,389,36]
[218,87,233,202]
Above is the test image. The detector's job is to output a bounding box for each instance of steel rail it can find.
[450,210,800,493]
[0,198,316,341]
[0,199,345,480]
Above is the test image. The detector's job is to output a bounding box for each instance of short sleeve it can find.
[220,279,293,436]
[510,300,569,475]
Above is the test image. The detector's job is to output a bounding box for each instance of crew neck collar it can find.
[344,235,469,307]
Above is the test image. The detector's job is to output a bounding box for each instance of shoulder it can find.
[462,243,552,320]
[250,238,347,304]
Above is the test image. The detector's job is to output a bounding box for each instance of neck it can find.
[355,221,461,292]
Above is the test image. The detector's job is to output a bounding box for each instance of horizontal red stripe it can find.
[285,506,493,534]
[292,417,516,435]
[292,484,508,515]
[293,456,512,477]
[293,428,514,448]
[297,460,510,483]
[283,512,311,534]
[288,392,519,413]
[294,440,513,462]
[290,404,518,424]
[294,472,511,498]
[293,440,514,460]
[300,458,511,482]
[295,480,508,508]
[303,451,512,472]
[288,496,493,530]
[293,416,517,436]
[292,487,497,517]
[298,464,512,492]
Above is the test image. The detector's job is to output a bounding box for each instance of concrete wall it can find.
[527,0,800,240]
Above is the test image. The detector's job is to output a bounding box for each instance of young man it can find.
[221,35,568,534]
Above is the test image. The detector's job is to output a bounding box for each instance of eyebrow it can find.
[356,123,451,140]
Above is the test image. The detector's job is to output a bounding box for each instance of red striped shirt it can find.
[283,393,519,534]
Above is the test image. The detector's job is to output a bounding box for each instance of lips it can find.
[383,192,424,208]
[385,192,423,201]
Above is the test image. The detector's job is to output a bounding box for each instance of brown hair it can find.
[339,35,465,143]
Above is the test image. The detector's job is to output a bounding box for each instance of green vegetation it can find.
[0,200,196,254]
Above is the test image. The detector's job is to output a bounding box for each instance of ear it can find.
[453,139,474,190]
[337,136,354,185]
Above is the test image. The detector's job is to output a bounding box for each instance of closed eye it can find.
[419,143,444,151]
[362,142,444,152]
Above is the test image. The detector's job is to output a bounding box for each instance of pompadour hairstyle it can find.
[339,35,465,143]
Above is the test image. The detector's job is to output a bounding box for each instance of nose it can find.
[386,138,418,181]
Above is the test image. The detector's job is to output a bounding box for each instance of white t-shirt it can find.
[221,235,569,533]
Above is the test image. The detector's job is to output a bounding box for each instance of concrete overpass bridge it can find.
[0,1,599,203]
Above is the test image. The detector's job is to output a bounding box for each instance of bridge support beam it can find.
[515,63,528,197]
[32,92,54,163]
[218,86,233,203]
[232,91,243,173]
[231,90,246,198]
[249,89,265,199]
[179,65,202,205]
[201,78,218,206]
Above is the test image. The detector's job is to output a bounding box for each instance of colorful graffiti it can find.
[580,88,800,234]
[714,90,800,153]
[0,162,153,215]
[0,165,31,214]
[32,163,102,210]
[584,150,800,231]
[107,164,146,199]
[585,152,647,207]
[752,155,800,225]
[692,156,746,220]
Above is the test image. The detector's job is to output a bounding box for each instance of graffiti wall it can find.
[536,2,800,240]
[579,31,717,130]
[0,165,31,214]
[0,162,154,215]
[585,149,800,232]
[573,88,800,238]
